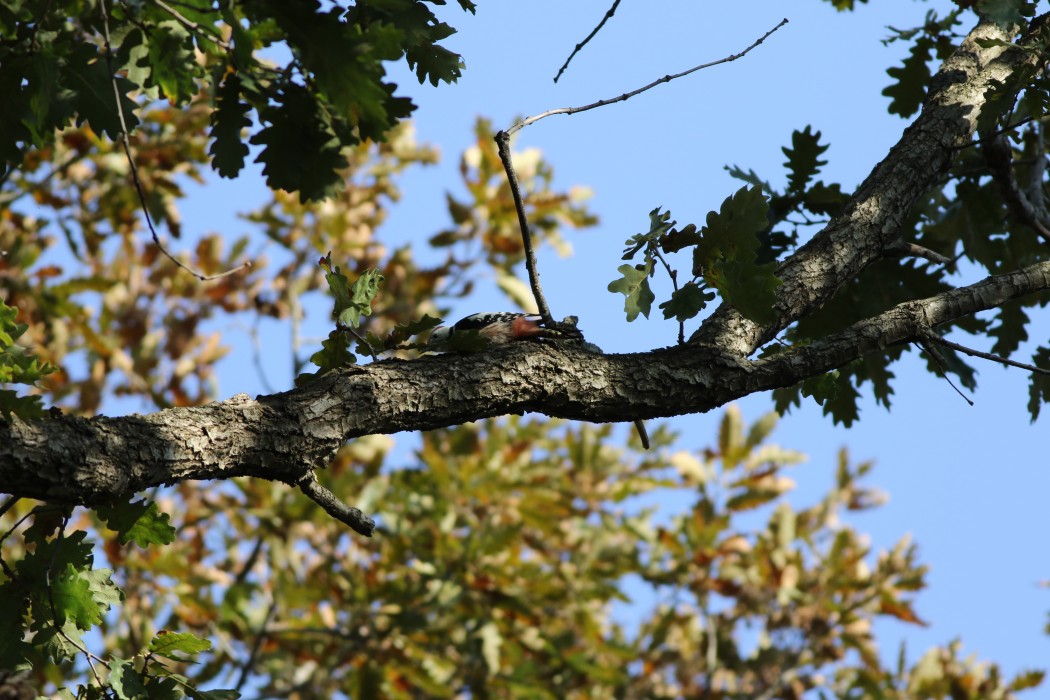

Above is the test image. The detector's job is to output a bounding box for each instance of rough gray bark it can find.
[3,17,1050,521]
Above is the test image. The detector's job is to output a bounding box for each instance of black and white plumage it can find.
[429,312,555,346]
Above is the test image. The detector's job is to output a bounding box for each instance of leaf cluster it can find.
[0,298,55,419]
[0,0,476,200]
[0,499,239,698]
[608,186,781,341]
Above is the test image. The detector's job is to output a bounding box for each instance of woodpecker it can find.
[429,312,570,346]
[429,312,649,449]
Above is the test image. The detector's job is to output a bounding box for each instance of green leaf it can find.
[209,72,252,178]
[803,181,848,217]
[882,37,932,118]
[1027,346,1050,421]
[383,314,444,348]
[63,44,140,141]
[0,298,26,348]
[81,568,123,612]
[21,49,76,145]
[251,84,348,202]
[140,20,199,104]
[149,631,212,660]
[341,269,384,328]
[319,257,384,331]
[693,186,781,324]
[977,0,1035,29]
[989,300,1029,357]
[0,581,32,669]
[712,258,781,325]
[660,223,701,254]
[96,499,176,548]
[608,263,655,322]
[194,691,242,700]
[621,207,675,260]
[805,371,861,427]
[659,283,714,322]
[49,563,102,630]
[110,658,149,700]
[0,390,47,420]
[782,126,828,194]
[310,329,356,372]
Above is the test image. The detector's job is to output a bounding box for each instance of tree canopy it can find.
[2,0,1050,698]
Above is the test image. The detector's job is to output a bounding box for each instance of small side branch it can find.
[508,18,788,136]
[296,470,375,537]
[884,240,953,266]
[553,0,622,84]
[983,134,1050,245]
[925,330,1050,375]
[494,130,554,322]
[916,340,974,406]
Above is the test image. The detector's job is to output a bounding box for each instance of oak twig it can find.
[917,341,975,406]
[507,18,788,136]
[493,130,553,323]
[925,330,1050,375]
[553,0,622,84]
[296,470,375,537]
[884,240,953,266]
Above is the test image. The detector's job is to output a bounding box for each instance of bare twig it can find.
[916,341,975,406]
[925,330,1050,375]
[553,0,622,84]
[884,240,953,266]
[507,17,788,136]
[493,130,553,322]
[652,247,684,344]
[98,0,252,282]
[296,470,375,537]
[345,326,379,362]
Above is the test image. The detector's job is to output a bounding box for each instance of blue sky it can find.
[167,0,1050,689]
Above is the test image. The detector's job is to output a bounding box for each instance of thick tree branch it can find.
[4,261,1049,506]
[694,17,1049,355]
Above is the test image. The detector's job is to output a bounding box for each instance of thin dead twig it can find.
[508,17,789,136]
[99,0,252,282]
[553,0,622,84]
